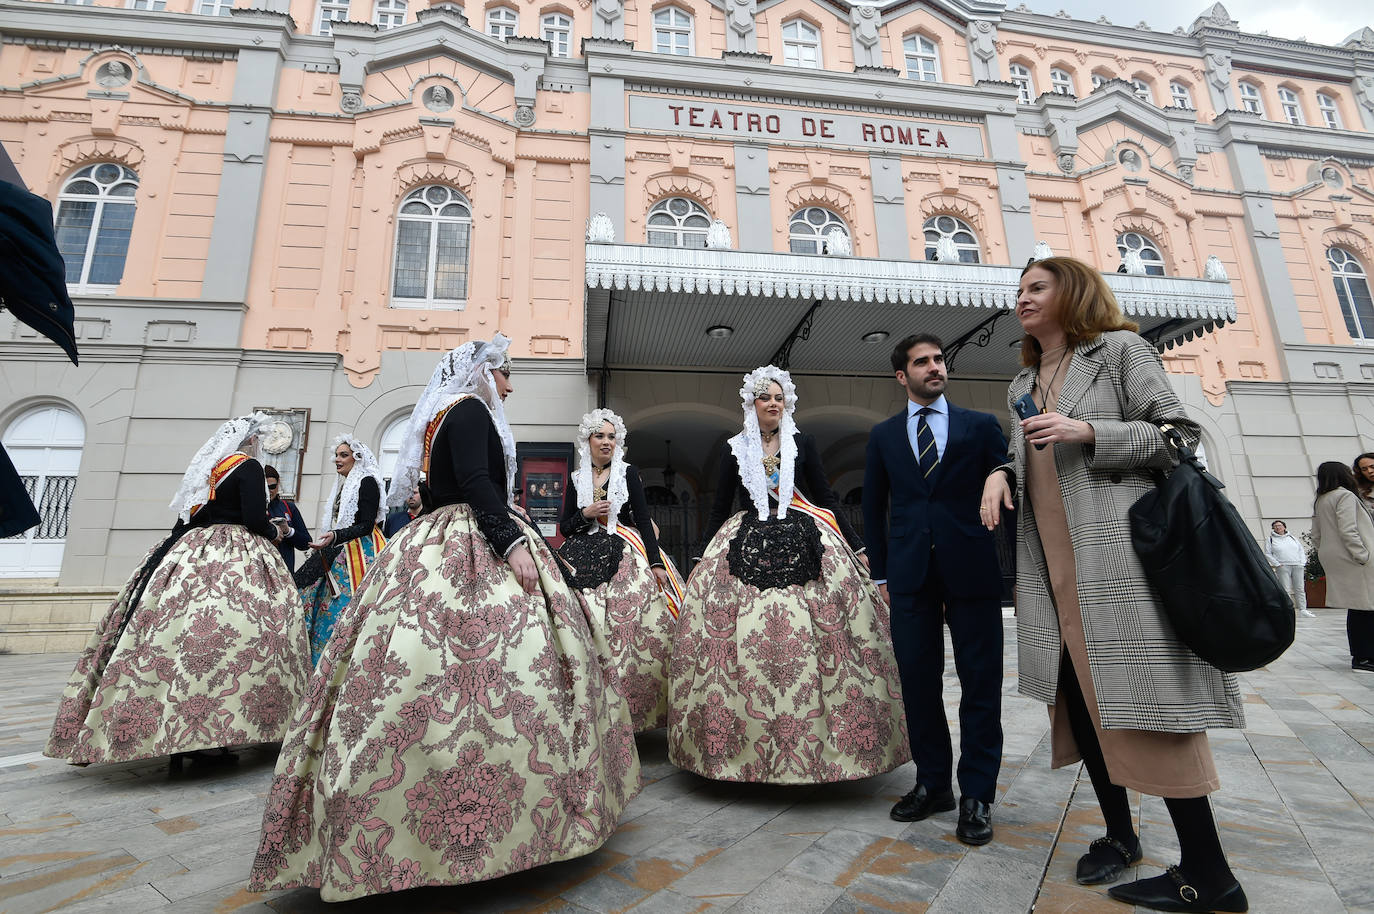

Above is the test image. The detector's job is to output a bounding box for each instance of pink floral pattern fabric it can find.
[248,504,640,903]
[569,532,675,731]
[668,511,909,783]
[44,524,310,764]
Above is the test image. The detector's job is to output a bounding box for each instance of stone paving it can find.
[1,609,1372,914]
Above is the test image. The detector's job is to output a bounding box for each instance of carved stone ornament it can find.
[1322,166,1343,189]
[966,20,997,63]
[514,105,536,127]
[1177,164,1194,183]
[1033,240,1055,260]
[94,60,133,88]
[1356,75,1374,115]
[596,0,622,24]
[1203,254,1228,281]
[729,0,756,38]
[1204,49,1232,92]
[341,91,364,113]
[1118,147,1143,172]
[423,85,455,113]
[706,219,733,250]
[1057,153,1075,173]
[825,228,852,256]
[850,4,880,50]
[586,211,615,243]
[259,420,295,456]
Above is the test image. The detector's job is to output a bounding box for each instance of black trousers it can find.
[1350,609,1374,660]
[889,556,1003,803]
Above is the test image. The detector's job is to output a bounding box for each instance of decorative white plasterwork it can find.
[584,243,1238,329]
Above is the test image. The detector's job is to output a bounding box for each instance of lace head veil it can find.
[168,411,271,523]
[319,435,387,530]
[386,333,516,510]
[727,365,799,521]
[573,408,629,533]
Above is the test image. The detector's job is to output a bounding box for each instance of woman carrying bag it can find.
[981,257,1247,913]
[1312,462,1374,673]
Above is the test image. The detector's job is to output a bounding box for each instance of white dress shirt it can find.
[907,395,949,462]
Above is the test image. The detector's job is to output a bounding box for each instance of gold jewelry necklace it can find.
[592,464,609,501]
[762,454,781,475]
[760,427,778,442]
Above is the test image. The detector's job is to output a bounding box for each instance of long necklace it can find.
[592,463,609,501]
[1035,345,1071,413]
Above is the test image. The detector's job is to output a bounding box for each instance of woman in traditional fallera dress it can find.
[295,435,386,665]
[558,409,686,731]
[249,335,639,903]
[668,366,909,784]
[44,413,311,767]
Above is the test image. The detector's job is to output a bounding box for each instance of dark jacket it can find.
[383,508,418,538]
[705,432,861,550]
[428,398,523,556]
[268,496,311,572]
[325,476,381,545]
[0,143,78,364]
[559,463,664,567]
[189,457,277,538]
[862,402,1006,597]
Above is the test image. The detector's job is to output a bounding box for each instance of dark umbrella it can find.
[0,142,79,365]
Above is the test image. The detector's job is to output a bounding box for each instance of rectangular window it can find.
[127,0,168,9]
[1170,82,1193,109]
[373,0,406,29]
[1317,94,1341,129]
[315,0,350,35]
[196,0,232,14]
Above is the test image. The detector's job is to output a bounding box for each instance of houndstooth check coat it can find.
[1003,330,1245,733]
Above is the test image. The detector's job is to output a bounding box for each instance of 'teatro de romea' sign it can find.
[627,95,984,156]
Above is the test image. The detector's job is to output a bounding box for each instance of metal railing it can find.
[3,475,76,540]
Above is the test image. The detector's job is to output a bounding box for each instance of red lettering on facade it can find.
[747,113,762,131]
[862,123,877,141]
[880,125,894,143]
[898,127,913,145]
[915,128,928,146]
[765,115,780,133]
[730,111,743,129]
[820,119,835,138]
[709,110,722,128]
[936,131,949,148]
[669,105,684,125]
[802,117,817,136]
[689,107,704,127]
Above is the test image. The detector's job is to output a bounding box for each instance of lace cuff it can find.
[474,507,524,557]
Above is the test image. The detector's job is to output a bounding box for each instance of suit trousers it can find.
[889,555,1003,803]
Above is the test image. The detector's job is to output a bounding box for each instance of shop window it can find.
[487,5,518,38]
[55,163,138,292]
[0,405,84,578]
[541,12,573,57]
[1317,93,1341,129]
[391,185,471,309]
[1329,247,1374,340]
[1238,81,1263,115]
[1049,67,1074,95]
[647,197,710,248]
[1116,231,1166,276]
[1008,63,1034,104]
[314,0,350,35]
[654,6,693,55]
[923,215,981,263]
[903,35,940,82]
[1278,87,1303,125]
[788,207,847,254]
[373,0,406,29]
[1169,81,1193,109]
[782,19,821,69]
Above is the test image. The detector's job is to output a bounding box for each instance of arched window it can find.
[1049,67,1074,95]
[0,405,84,577]
[487,5,518,38]
[1329,247,1374,340]
[782,19,821,69]
[314,0,350,35]
[1316,93,1341,129]
[541,12,573,57]
[1169,81,1193,109]
[1116,231,1166,276]
[788,207,847,254]
[654,6,693,55]
[923,215,981,263]
[1130,78,1153,104]
[1238,81,1263,115]
[1090,72,1110,90]
[373,0,406,29]
[392,185,472,309]
[1008,63,1034,104]
[377,412,410,485]
[55,163,138,291]
[647,197,710,248]
[903,34,940,82]
[1277,87,1303,125]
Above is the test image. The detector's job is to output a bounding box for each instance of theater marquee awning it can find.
[584,243,1238,378]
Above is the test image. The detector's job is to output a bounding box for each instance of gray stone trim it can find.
[1212,115,1374,160]
[734,141,771,252]
[868,153,908,259]
[0,0,295,54]
[1281,345,1374,384]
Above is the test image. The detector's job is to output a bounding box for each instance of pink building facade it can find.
[0,0,1371,649]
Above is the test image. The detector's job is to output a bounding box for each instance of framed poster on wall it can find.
[252,407,311,499]
[516,442,573,547]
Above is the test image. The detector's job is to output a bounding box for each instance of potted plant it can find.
[1302,531,1326,609]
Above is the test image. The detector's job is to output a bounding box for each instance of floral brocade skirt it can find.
[668,511,910,784]
[248,503,641,903]
[560,529,676,732]
[44,524,311,765]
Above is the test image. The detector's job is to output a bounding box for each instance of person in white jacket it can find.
[1266,521,1315,618]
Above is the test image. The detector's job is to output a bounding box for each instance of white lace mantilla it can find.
[319,435,387,530]
[573,408,629,534]
[168,412,271,523]
[727,365,798,521]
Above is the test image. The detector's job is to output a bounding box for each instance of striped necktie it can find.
[914,407,939,478]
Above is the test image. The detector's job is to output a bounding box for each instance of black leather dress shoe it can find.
[889,784,956,822]
[955,796,993,846]
[1076,835,1142,885]
[1108,867,1248,912]
[1353,658,1374,673]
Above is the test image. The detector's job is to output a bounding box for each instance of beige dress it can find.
[1028,349,1219,798]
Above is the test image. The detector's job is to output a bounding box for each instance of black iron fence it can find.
[3,475,76,540]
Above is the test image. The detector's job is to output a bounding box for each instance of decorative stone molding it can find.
[1032,240,1055,260]
[52,137,145,186]
[849,5,881,68]
[782,184,858,233]
[727,0,758,51]
[1190,2,1239,32]
[1204,255,1228,280]
[594,0,623,39]
[825,227,853,256]
[587,211,616,242]
[706,219,733,249]
[1057,153,1076,173]
[917,194,987,235]
[644,174,718,212]
[965,20,999,81]
[395,161,476,201]
[514,105,536,127]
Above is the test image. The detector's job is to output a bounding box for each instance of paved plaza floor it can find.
[1,609,1372,914]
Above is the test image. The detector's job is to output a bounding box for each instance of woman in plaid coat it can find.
[981,258,1247,914]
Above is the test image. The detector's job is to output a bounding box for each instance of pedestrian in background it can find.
[1353,452,1374,516]
[1265,520,1314,619]
[264,464,311,573]
[383,482,426,537]
[1312,462,1374,674]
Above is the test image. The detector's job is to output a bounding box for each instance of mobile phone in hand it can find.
[1014,392,1047,450]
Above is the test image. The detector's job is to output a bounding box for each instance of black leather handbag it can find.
[1129,426,1295,673]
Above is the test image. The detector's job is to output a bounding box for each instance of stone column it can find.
[869,154,908,259]
[985,112,1033,266]
[725,0,757,53]
[965,20,999,82]
[589,73,626,236]
[734,142,771,251]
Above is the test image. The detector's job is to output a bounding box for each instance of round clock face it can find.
[260,420,294,455]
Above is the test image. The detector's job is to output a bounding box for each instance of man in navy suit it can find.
[862,333,1007,846]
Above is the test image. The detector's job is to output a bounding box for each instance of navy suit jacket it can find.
[862,401,1006,598]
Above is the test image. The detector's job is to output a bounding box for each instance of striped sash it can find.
[337,527,386,595]
[615,524,685,619]
[189,452,251,517]
[783,488,842,539]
